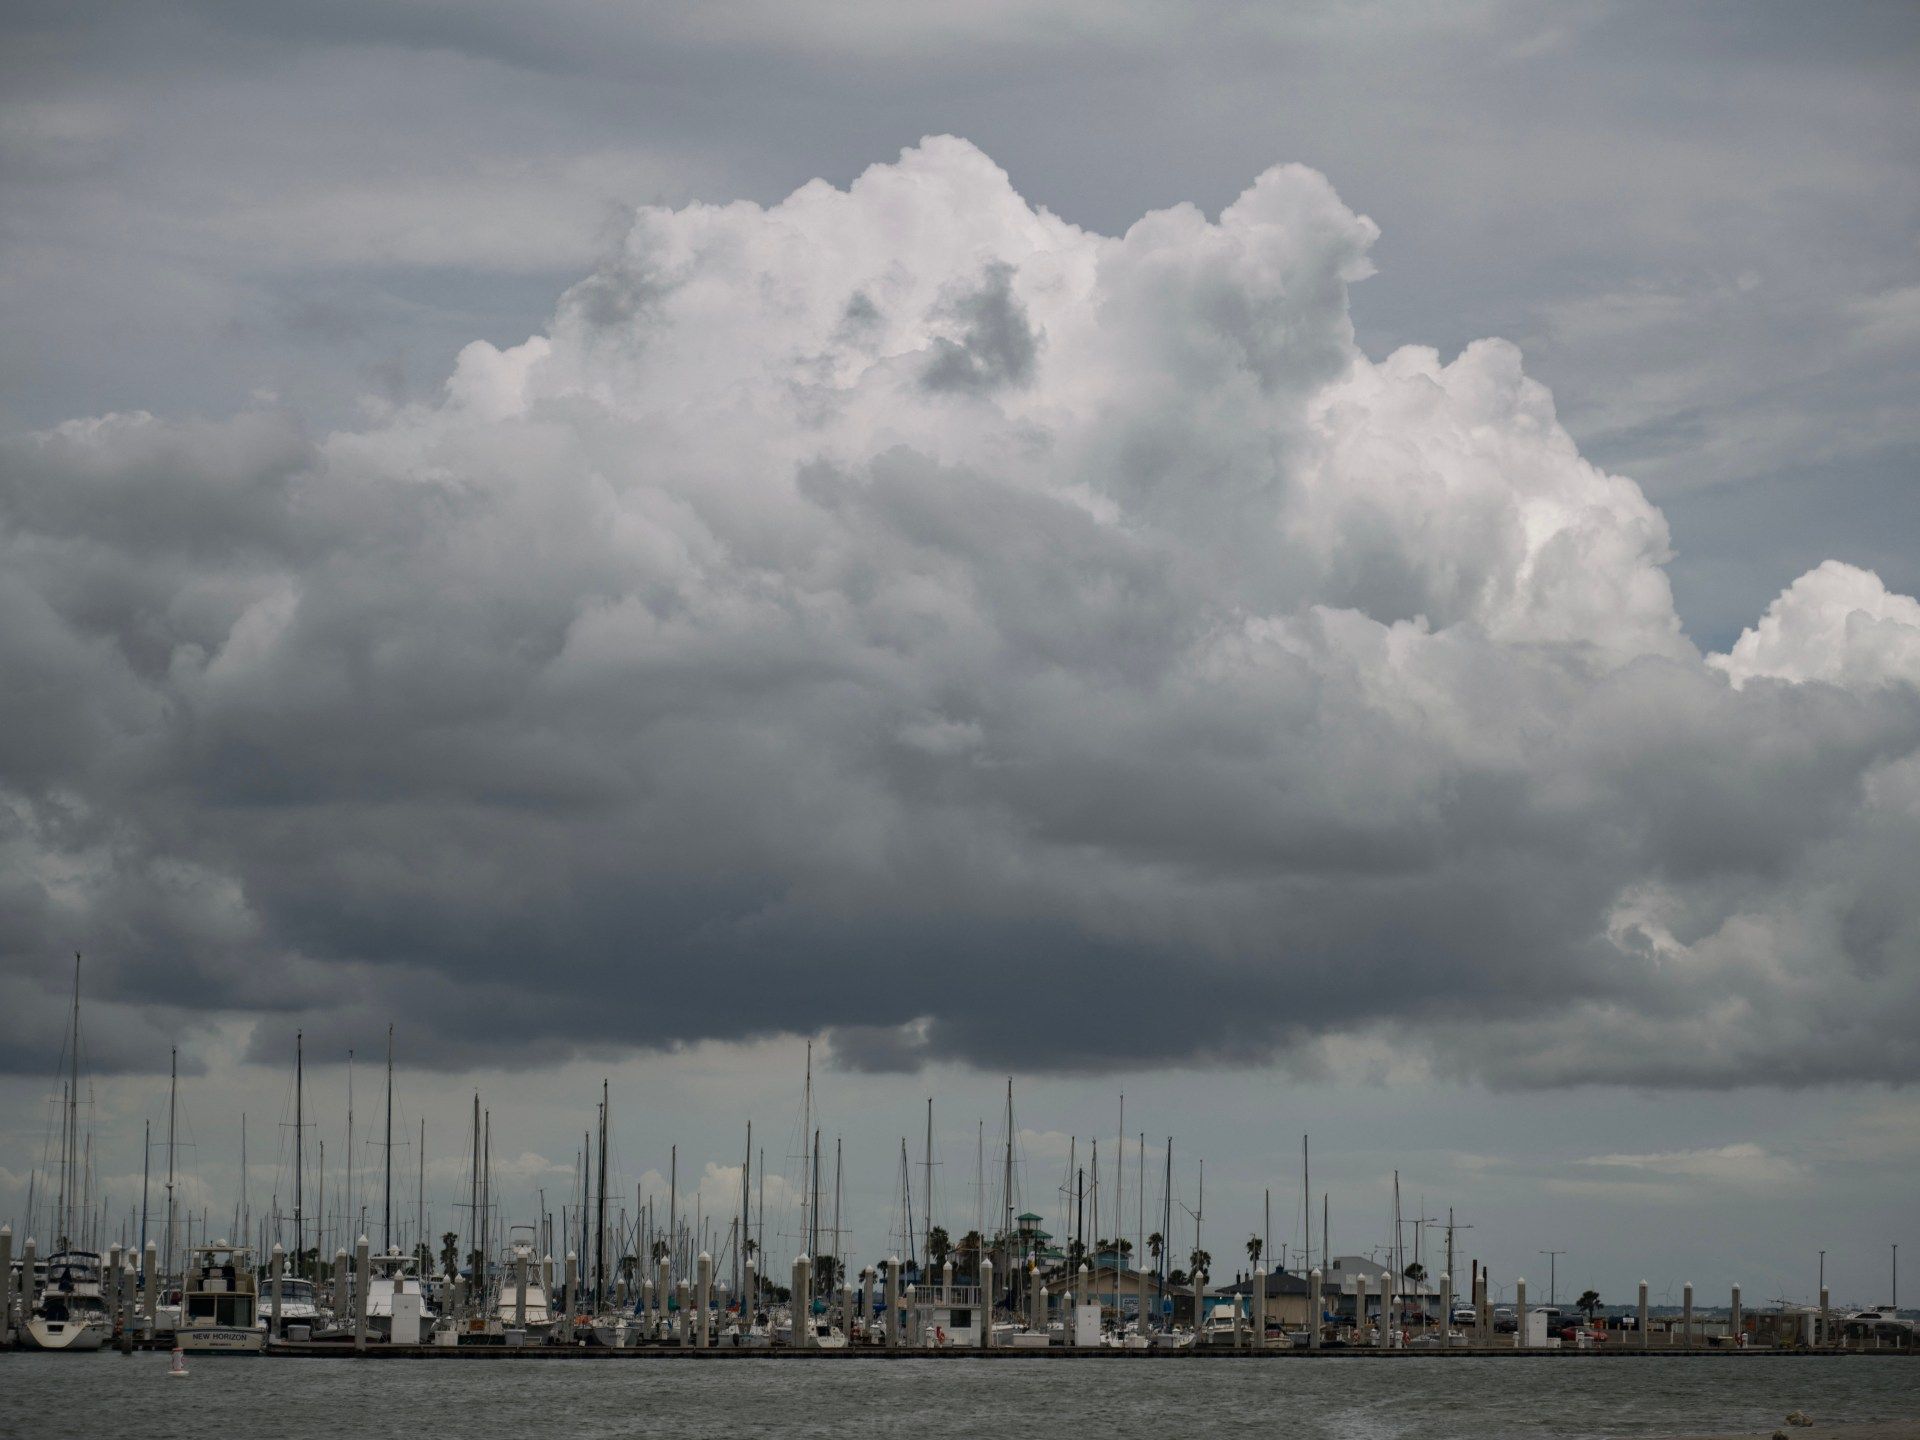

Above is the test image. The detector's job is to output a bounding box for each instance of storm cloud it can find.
[2,138,1917,1087]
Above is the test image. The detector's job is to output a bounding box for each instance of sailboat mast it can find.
[595,1078,609,1304]
[417,1117,425,1264]
[1001,1078,1013,1242]
[1302,1134,1310,1280]
[923,1097,932,1271]
[738,1121,750,1302]
[293,1034,303,1277]
[164,1046,177,1288]
[383,1025,393,1253]
[63,953,81,1248]
[810,1129,820,1266]
[140,1118,150,1255]
[800,1041,811,1264]
[344,1049,354,1251]
[467,1092,479,1289]
[1160,1137,1171,1293]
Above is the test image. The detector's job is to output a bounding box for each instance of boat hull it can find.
[177,1325,268,1354]
[24,1317,110,1351]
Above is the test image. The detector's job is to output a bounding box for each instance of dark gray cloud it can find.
[0,136,1916,1093]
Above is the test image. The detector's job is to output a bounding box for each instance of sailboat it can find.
[24,956,111,1352]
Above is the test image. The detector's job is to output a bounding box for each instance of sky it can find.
[0,2,1915,1308]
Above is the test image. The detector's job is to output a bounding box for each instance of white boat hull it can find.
[24,1317,110,1351]
[178,1326,267,1354]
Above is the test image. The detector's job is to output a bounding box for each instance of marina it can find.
[3,970,1914,1367]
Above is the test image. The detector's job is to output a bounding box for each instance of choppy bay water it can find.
[8,1353,1914,1440]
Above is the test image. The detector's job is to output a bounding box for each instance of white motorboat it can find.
[1846,1305,1913,1334]
[24,1251,111,1351]
[713,1318,773,1349]
[177,1242,266,1354]
[365,1249,433,1342]
[590,1314,633,1348]
[488,1240,554,1339]
[263,1274,325,1334]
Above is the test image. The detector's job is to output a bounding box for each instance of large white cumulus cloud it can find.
[1,137,1916,1085]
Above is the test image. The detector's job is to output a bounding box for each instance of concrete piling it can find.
[656,1257,671,1340]
[353,1236,371,1351]
[1077,1262,1090,1336]
[696,1251,713,1348]
[270,1243,285,1336]
[333,1248,349,1325]
[839,1281,853,1342]
[1439,1273,1451,1343]
[1253,1264,1267,1350]
[1515,1277,1527,1348]
[22,1236,38,1317]
[1820,1286,1831,1348]
[1355,1271,1369,1343]
[1638,1279,1649,1351]
[513,1248,528,1331]
[979,1258,994,1348]
[744,1260,755,1321]
[943,1259,954,1305]
[0,1224,11,1340]
[1193,1269,1205,1341]
[1479,1268,1493,1342]
[1731,1283,1742,1346]
[120,1263,136,1351]
[1038,1284,1049,1345]
[674,1278,690,1347]
[142,1238,157,1335]
[1308,1268,1321,1350]
[886,1256,902,1351]
[791,1255,810,1349]
[1682,1280,1694,1349]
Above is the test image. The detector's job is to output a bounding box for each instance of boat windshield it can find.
[44,1254,103,1288]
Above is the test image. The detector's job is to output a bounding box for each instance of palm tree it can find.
[928,1226,953,1270]
[1147,1232,1164,1267]
[439,1232,460,1280]
[1189,1248,1212,1278]
[1247,1235,1263,1268]
[1405,1261,1427,1287]
[1577,1289,1601,1323]
[651,1236,670,1264]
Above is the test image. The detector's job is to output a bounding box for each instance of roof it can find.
[1219,1269,1311,1298]
[1016,1212,1044,1223]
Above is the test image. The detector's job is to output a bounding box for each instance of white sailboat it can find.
[24,1251,111,1351]
[25,957,110,1352]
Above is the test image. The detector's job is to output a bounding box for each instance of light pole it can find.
[1539,1250,1566,1308]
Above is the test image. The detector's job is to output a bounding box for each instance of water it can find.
[8,1353,1913,1440]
